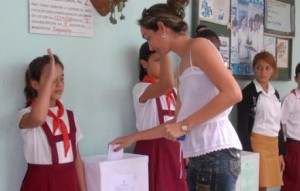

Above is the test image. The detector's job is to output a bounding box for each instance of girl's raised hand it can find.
[47,48,56,82]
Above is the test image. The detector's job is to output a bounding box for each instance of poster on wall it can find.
[263,35,276,58]
[230,0,264,76]
[219,36,230,68]
[276,38,289,68]
[265,0,295,38]
[199,0,230,25]
[29,0,94,37]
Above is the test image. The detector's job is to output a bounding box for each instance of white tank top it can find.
[177,53,242,158]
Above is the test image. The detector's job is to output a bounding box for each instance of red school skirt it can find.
[134,138,188,191]
[20,162,79,191]
[281,139,300,191]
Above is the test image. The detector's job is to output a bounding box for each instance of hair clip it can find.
[198,27,208,32]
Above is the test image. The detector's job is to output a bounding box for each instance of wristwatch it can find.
[181,122,189,132]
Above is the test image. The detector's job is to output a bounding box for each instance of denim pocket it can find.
[228,148,241,158]
[229,158,241,178]
[227,148,241,177]
[196,171,212,191]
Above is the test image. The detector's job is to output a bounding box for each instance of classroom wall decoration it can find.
[231,0,264,76]
[199,0,231,25]
[29,0,94,37]
[265,0,295,38]
[90,0,127,24]
[191,0,295,80]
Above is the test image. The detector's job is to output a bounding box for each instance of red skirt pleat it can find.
[134,138,188,191]
[281,140,300,191]
[20,162,79,191]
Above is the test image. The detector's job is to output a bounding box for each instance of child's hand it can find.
[47,48,56,82]
[279,155,285,172]
[109,135,135,152]
[38,48,56,89]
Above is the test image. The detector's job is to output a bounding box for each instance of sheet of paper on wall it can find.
[199,0,230,25]
[263,35,276,58]
[108,144,124,160]
[265,0,292,33]
[219,36,230,67]
[29,0,94,37]
[277,38,289,68]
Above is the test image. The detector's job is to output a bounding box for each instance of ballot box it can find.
[83,153,149,191]
[235,151,260,191]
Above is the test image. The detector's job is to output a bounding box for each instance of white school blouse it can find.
[18,106,83,164]
[177,65,242,158]
[281,88,300,141]
[252,79,281,137]
[133,82,176,131]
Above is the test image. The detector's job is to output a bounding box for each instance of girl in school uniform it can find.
[133,42,188,191]
[281,63,300,191]
[237,51,285,191]
[18,49,86,191]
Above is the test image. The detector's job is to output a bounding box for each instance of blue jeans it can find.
[187,148,241,191]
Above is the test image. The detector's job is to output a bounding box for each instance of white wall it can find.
[0,0,298,190]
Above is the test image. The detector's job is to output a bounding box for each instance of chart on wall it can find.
[265,0,295,38]
[29,0,94,37]
[230,0,264,76]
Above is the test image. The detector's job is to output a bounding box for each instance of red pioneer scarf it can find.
[142,75,176,114]
[47,100,70,157]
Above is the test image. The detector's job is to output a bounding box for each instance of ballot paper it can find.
[108,144,123,160]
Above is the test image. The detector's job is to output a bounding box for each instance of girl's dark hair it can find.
[139,42,156,81]
[195,25,220,48]
[295,63,300,77]
[138,0,189,33]
[24,54,63,107]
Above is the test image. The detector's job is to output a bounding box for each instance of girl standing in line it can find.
[18,49,86,191]
[237,51,285,191]
[281,63,300,191]
[111,0,243,190]
[133,42,188,191]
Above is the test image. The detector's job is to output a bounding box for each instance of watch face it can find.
[181,125,188,132]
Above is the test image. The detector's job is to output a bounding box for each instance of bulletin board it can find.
[191,0,294,81]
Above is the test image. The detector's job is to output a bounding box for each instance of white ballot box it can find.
[235,151,260,191]
[83,153,149,191]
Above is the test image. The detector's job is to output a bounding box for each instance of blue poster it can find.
[230,0,264,76]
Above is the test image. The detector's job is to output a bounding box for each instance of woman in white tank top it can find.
[111,1,242,190]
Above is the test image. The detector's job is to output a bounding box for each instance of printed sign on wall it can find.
[29,0,94,37]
